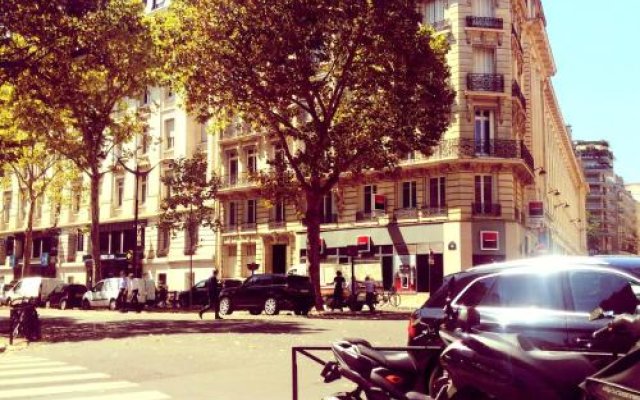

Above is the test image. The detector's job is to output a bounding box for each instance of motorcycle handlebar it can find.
[592,324,611,339]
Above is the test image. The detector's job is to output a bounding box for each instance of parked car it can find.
[45,283,88,310]
[82,277,146,310]
[0,282,16,306]
[5,277,64,306]
[218,273,314,316]
[178,278,243,307]
[408,255,640,396]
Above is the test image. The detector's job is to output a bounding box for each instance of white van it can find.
[7,277,64,305]
[82,277,146,310]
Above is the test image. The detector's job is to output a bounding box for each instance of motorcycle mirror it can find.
[589,307,604,321]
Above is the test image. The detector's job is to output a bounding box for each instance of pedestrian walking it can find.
[331,270,346,311]
[117,271,128,312]
[144,272,156,309]
[364,276,376,313]
[127,273,142,312]
[199,269,222,320]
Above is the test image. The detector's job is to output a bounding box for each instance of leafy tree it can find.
[4,0,164,284]
[168,0,455,309]
[158,152,219,303]
[0,85,79,277]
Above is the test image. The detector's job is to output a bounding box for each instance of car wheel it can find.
[348,302,363,312]
[82,299,91,310]
[108,299,117,311]
[219,297,232,316]
[59,299,68,310]
[249,309,261,315]
[264,297,279,316]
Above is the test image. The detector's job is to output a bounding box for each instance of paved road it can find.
[0,307,411,399]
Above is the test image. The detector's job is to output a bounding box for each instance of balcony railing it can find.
[409,138,534,171]
[512,80,527,109]
[393,206,448,220]
[466,16,504,29]
[219,172,257,190]
[220,124,259,141]
[467,73,504,92]
[240,222,257,231]
[268,219,286,229]
[472,203,502,217]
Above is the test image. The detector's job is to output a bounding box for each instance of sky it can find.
[544,1,640,184]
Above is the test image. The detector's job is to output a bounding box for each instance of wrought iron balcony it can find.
[422,206,448,217]
[467,73,504,92]
[268,218,286,229]
[240,222,257,231]
[394,208,419,220]
[466,16,503,30]
[472,203,502,217]
[512,80,526,109]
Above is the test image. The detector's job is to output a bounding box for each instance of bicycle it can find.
[9,297,41,345]
[376,287,401,308]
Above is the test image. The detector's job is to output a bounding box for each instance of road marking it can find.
[0,365,86,377]
[61,390,172,400]
[0,372,109,386]
[0,380,137,398]
[0,361,67,370]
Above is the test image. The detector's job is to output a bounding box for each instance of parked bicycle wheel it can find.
[389,292,401,307]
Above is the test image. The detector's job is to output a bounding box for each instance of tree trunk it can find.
[89,170,101,286]
[305,192,324,311]
[21,196,36,278]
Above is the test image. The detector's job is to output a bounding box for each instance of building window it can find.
[473,46,496,75]
[140,129,150,154]
[200,123,208,143]
[246,199,257,224]
[475,175,493,204]
[163,170,173,200]
[115,177,125,208]
[140,87,150,106]
[363,185,377,214]
[402,181,417,209]
[157,226,170,257]
[472,0,494,17]
[323,194,334,223]
[429,177,446,208]
[139,174,148,205]
[474,109,494,154]
[227,201,238,226]
[227,150,238,185]
[245,147,257,175]
[3,191,11,223]
[151,0,165,10]
[184,222,199,255]
[418,0,445,26]
[34,196,43,219]
[77,230,84,252]
[274,200,285,223]
[164,118,175,149]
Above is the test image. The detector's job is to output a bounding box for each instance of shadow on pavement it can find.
[0,316,325,344]
[309,310,411,320]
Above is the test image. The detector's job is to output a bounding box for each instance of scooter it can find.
[320,337,437,400]
[437,307,640,400]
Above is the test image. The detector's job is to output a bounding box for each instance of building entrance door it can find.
[416,253,444,293]
[382,256,394,291]
[272,244,287,274]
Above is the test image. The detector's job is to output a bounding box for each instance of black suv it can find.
[219,273,314,316]
[178,278,243,307]
[408,256,640,395]
[45,284,88,310]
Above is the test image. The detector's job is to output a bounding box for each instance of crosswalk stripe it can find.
[0,366,86,377]
[0,361,67,370]
[0,372,109,387]
[61,390,172,400]
[0,380,138,399]
[0,357,50,364]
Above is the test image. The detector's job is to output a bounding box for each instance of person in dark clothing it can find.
[331,271,346,311]
[199,269,222,320]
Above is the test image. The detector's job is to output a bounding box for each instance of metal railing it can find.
[467,73,504,92]
[472,202,502,216]
[320,213,338,224]
[466,16,504,29]
[219,172,257,189]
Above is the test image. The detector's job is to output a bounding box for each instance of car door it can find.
[49,284,65,306]
[233,276,259,308]
[455,270,570,351]
[92,281,106,307]
[564,268,640,354]
[193,280,207,305]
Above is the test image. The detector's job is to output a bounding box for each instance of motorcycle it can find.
[437,307,640,400]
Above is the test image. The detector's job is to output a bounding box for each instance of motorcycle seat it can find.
[358,346,418,375]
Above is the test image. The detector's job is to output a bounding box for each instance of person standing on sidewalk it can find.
[331,271,346,311]
[199,269,222,320]
[117,271,129,312]
[364,276,376,313]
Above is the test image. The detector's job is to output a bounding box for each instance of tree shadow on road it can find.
[0,316,325,344]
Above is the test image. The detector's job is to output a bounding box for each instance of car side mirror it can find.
[589,307,604,321]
